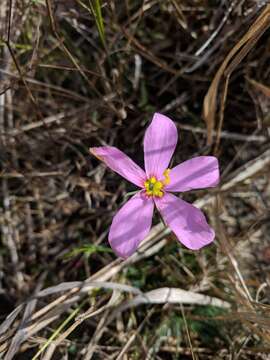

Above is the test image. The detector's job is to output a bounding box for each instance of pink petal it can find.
[90,146,146,188]
[144,113,178,179]
[155,193,214,250]
[109,192,154,258]
[166,156,219,193]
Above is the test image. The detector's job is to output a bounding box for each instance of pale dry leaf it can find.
[109,287,230,322]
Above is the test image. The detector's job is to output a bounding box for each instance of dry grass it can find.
[1,1,270,359]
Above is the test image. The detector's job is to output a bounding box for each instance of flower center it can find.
[144,169,171,198]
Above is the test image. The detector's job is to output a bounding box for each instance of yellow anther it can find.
[144,176,164,198]
[144,169,171,197]
[162,169,171,185]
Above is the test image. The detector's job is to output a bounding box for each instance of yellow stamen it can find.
[144,176,164,197]
[162,169,171,185]
[144,169,171,198]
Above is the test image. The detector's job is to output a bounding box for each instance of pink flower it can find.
[90,113,220,258]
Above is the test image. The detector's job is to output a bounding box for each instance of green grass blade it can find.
[89,0,106,48]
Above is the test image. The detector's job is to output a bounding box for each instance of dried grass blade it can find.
[203,5,270,145]
[247,77,270,98]
[0,304,24,338]
[36,280,142,298]
[3,274,46,360]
